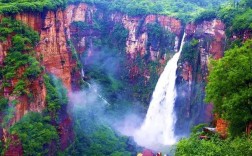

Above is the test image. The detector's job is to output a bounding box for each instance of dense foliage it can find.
[176,125,252,156]
[205,40,252,136]
[194,10,217,24]
[0,18,44,128]
[0,18,41,97]
[218,0,252,39]
[0,97,8,112]
[0,0,227,22]
[10,112,58,156]
[68,0,227,21]
[0,0,66,14]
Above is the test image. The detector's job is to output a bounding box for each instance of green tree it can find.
[0,97,8,111]
[205,40,252,136]
[10,112,58,156]
[176,132,252,156]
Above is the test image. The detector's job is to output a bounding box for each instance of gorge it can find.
[0,0,252,155]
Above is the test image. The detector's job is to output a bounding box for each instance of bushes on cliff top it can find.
[0,0,227,21]
[10,112,58,156]
[232,9,252,34]
[194,10,217,24]
[0,0,67,14]
[217,0,252,39]
[0,18,39,45]
[67,0,227,21]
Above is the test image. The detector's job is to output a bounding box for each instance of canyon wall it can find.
[119,14,181,58]
[67,4,183,106]
[68,7,182,57]
[0,5,93,155]
[0,2,229,154]
[0,3,99,125]
[175,19,226,136]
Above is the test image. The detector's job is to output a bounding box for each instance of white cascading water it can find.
[134,33,186,149]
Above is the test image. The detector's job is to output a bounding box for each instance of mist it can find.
[82,45,124,79]
[68,80,144,134]
[68,82,108,121]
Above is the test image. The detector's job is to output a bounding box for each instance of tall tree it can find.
[205,40,252,135]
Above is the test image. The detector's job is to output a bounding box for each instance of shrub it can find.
[194,10,217,24]
[0,97,8,112]
[44,74,68,113]
[10,112,59,156]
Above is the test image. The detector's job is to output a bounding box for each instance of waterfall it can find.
[134,33,186,149]
[84,81,111,106]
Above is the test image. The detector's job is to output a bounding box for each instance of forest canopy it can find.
[0,0,228,21]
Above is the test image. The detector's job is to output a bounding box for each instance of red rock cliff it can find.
[175,19,226,132]
[2,4,94,122]
[181,19,225,91]
[14,4,95,92]
[0,4,97,154]
[120,14,182,59]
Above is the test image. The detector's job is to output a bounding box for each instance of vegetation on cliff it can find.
[0,18,69,155]
[10,112,59,155]
[176,125,252,156]
[0,18,41,91]
[44,74,68,114]
[68,0,227,21]
[0,0,66,14]
[206,40,252,136]
[0,0,227,22]
[217,0,252,46]
[0,18,43,128]
[176,40,252,155]
[175,1,252,154]
[0,0,251,155]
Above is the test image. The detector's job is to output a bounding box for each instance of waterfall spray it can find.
[85,81,111,106]
[134,33,186,149]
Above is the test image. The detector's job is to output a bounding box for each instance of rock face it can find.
[4,4,97,121]
[68,9,182,59]
[0,32,46,126]
[65,4,182,105]
[36,10,74,90]
[175,19,226,136]
[0,4,97,154]
[216,118,228,138]
[13,77,47,123]
[120,14,181,58]
[14,4,96,91]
